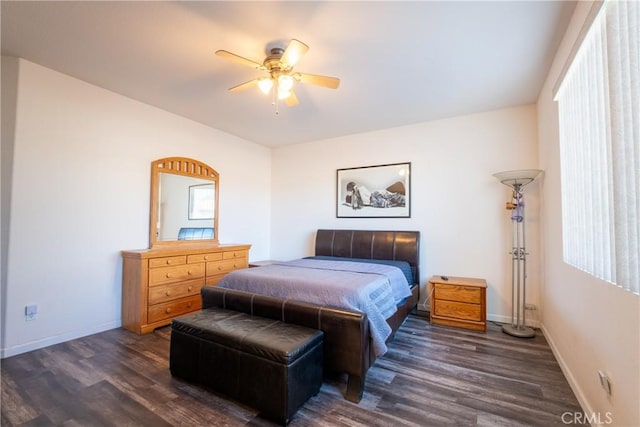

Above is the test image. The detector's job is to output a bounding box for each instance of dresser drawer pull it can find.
[233,264,237,268]
[218,265,223,270]
[187,286,193,292]
[165,273,172,278]
[187,302,193,308]
[166,259,172,265]
[165,291,171,296]
[165,307,172,314]
[204,255,209,260]
[187,270,193,275]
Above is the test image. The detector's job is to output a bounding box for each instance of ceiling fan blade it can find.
[284,90,299,107]
[294,72,340,89]
[280,39,309,70]
[215,50,265,70]
[228,79,259,93]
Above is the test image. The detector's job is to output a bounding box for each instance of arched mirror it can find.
[149,157,219,247]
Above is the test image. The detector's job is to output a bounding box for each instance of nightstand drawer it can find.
[434,284,482,304]
[434,300,482,322]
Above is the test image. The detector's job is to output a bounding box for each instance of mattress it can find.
[217,258,412,356]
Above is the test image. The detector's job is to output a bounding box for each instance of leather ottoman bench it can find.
[170,307,324,425]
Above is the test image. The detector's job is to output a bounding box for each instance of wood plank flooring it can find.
[1,316,585,426]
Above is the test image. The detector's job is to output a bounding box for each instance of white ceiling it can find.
[1,1,576,147]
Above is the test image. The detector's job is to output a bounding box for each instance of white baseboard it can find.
[487,313,541,329]
[540,324,592,422]
[0,320,121,359]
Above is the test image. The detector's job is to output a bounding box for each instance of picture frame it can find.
[336,162,411,218]
[188,184,215,220]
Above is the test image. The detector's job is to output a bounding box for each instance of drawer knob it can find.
[187,270,193,275]
[187,286,193,292]
[165,291,171,296]
[166,259,172,265]
[204,256,209,260]
[218,265,223,270]
[233,264,237,268]
[187,302,192,308]
[165,307,172,314]
[233,253,237,257]
[165,273,171,278]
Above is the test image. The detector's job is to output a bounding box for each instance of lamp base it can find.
[502,324,536,338]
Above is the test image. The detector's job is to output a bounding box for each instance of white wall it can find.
[1,56,20,345]
[0,58,271,357]
[537,3,640,426]
[271,105,541,323]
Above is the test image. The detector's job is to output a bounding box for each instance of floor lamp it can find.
[493,169,542,338]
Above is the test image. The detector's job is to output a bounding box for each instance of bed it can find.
[212,229,420,402]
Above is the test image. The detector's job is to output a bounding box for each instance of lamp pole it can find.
[493,170,542,338]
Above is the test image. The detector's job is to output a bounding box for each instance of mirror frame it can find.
[150,157,219,248]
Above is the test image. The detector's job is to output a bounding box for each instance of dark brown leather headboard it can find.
[314,229,420,284]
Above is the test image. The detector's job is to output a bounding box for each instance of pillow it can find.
[305,256,414,285]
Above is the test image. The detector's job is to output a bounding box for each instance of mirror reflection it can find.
[157,173,215,241]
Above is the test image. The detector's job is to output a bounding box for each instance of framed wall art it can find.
[336,162,411,218]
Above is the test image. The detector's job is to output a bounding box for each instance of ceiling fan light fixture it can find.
[278,74,294,91]
[278,87,292,100]
[217,38,340,109]
[258,77,273,94]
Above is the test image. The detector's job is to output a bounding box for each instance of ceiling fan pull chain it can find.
[274,79,279,115]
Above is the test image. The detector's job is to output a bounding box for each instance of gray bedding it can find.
[217,258,412,356]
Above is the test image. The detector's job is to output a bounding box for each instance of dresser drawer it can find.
[206,258,247,276]
[148,279,204,305]
[206,274,226,287]
[149,263,205,286]
[148,295,201,324]
[187,252,223,263]
[434,299,482,322]
[223,250,248,260]
[434,284,482,304]
[149,255,187,268]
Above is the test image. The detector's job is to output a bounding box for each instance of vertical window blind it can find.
[555,0,639,295]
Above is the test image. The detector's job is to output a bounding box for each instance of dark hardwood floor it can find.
[1,315,584,426]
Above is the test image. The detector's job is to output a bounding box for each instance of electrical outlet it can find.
[25,304,38,321]
[525,303,537,311]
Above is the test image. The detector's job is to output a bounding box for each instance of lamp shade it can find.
[258,78,273,94]
[278,75,294,91]
[493,169,542,189]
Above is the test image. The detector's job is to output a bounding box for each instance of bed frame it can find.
[200,229,420,403]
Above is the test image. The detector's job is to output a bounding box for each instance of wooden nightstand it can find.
[248,260,282,268]
[428,276,487,332]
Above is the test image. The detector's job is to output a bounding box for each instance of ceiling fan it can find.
[215,39,340,108]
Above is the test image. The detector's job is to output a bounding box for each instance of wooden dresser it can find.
[428,275,487,332]
[122,243,250,334]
